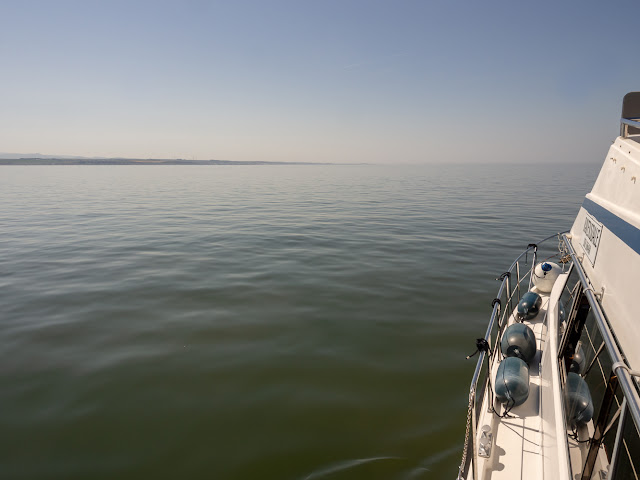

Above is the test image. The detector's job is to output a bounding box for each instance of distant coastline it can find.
[0,157,332,166]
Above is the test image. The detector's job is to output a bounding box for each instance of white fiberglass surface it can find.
[476,296,548,480]
[570,139,640,372]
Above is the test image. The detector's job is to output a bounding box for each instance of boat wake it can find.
[302,456,405,479]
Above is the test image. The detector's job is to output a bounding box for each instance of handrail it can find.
[621,92,640,137]
[620,118,640,138]
[457,232,565,480]
[457,232,640,479]
[560,234,640,433]
[466,232,563,396]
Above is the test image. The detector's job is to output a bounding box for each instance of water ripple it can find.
[0,163,599,479]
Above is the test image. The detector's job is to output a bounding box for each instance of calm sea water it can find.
[0,163,600,479]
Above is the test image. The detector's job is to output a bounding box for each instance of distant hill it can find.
[0,155,329,165]
[0,153,108,160]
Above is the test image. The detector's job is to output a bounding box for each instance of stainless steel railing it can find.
[621,92,640,138]
[620,118,640,138]
[456,232,640,480]
[456,232,564,480]
[560,234,640,441]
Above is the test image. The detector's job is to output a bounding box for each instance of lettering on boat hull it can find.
[582,212,603,266]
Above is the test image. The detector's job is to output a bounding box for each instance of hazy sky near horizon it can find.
[2,0,639,164]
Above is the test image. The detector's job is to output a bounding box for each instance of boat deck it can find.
[475,295,548,480]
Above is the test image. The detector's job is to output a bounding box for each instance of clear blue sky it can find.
[1,0,638,163]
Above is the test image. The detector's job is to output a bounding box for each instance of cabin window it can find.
[558,265,581,351]
[611,407,640,479]
[577,309,611,418]
[559,287,640,479]
[559,290,590,380]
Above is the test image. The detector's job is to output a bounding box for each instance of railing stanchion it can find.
[516,261,521,302]
[505,274,512,321]
[528,245,538,291]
